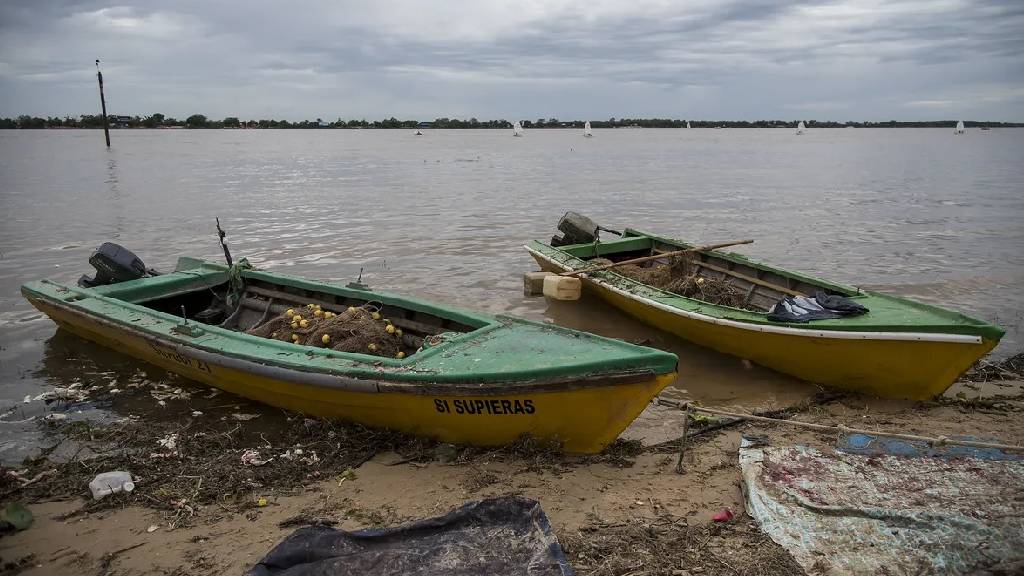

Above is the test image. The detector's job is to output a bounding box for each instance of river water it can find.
[1,128,1022,463]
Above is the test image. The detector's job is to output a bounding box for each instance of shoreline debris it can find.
[1,502,34,533]
[656,397,1024,455]
[563,513,803,576]
[241,449,273,467]
[712,508,734,523]
[88,471,135,500]
[961,352,1024,383]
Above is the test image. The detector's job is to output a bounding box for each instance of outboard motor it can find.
[78,243,159,287]
[551,211,622,246]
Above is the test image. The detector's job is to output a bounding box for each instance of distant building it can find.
[418,122,433,128]
[113,115,132,127]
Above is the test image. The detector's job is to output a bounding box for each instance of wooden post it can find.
[96,59,110,147]
[675,404,690,474]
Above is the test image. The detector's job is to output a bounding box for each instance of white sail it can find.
[513,121,523,137]
[796,121,805,135]
[583,121,593,137]
[955,120,965,134]
[686,121,691,129]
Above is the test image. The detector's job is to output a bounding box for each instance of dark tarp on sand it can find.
[247,496,575,576]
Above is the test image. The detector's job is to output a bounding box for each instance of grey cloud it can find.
[0,0,1021,120]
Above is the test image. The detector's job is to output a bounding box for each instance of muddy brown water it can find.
[2,128,1022,464]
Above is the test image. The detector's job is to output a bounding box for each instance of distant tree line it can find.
[0,114,1020,129]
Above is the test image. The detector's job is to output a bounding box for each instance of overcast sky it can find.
[1,0,1022,121]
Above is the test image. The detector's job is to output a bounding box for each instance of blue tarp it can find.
[838,433,1023,461]
[247,496,574,576]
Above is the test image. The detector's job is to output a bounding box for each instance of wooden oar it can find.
[559,239,754,277]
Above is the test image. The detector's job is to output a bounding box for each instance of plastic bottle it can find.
[88,471,135,500]
[542,275,582,300]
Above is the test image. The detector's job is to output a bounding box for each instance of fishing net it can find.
[247,304,406,358]
[593,256,755,310]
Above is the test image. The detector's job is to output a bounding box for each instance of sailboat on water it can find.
[583,121,593,138]
[686,121,691,129]
[796,121,806,135]
[513,121,524,137]
[954,120,965,134]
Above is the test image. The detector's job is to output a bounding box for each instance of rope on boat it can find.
[654,397,1024,474]
[226,257,253,310]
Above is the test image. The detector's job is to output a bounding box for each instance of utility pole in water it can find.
[95,59,110,147]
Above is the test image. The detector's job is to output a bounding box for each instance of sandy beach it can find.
[4,369,1022,575]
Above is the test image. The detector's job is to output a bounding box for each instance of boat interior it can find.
[133,276,480,352]
[560,231,856,312]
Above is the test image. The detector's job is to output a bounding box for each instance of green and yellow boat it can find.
[22,252,677,453]
[526,229,1003,400]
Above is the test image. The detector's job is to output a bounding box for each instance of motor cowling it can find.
[550,211,620,246]
[78,243,158,287]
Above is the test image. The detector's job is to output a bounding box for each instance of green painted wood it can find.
[562,236,652,257]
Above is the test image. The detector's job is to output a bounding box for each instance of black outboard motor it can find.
[550,211,622,246]
[78,243,159,287]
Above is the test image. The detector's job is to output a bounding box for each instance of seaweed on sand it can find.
[562,513,803,576]
[3,415,433,519]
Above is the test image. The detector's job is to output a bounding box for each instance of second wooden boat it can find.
[526,229,1003,399]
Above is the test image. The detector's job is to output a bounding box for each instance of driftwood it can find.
[656,397,1024,467]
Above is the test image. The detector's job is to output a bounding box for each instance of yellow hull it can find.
[533,257,995,400]
[29,297,672,453]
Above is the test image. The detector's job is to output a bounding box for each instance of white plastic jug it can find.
[542,275,582,301]
[89,471,135,500]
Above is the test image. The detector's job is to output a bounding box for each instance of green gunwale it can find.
[22,257,677,384]
[527,230,1004,341]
